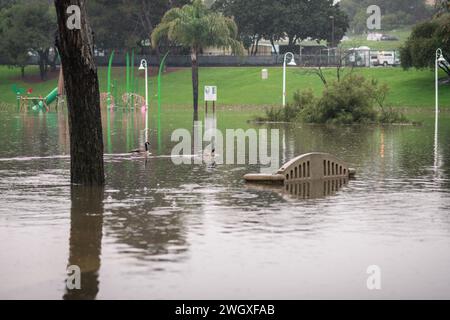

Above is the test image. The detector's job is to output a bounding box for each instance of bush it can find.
[258,74,409,125]
[255,103,302,122]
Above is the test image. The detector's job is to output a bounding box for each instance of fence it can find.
[0,51,400,68]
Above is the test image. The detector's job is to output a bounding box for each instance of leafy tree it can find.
[213,0,283,55]
[0,4,28,77]
[401,13,450,77]
[0,0,55,79]
[281,0,348,49]
[151,0,243,113]
[214,0,348,54]
[88,0,190,53]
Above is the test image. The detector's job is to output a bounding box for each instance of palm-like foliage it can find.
[152,0,243,112]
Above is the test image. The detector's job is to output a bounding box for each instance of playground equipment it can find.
[157,52,169,150]
[14,67,66,112]
[103,50,169,154]
[105,49,143,110]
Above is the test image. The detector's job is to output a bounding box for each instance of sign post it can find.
[204,86,217,113]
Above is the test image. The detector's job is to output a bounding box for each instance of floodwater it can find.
[0,106,450,300]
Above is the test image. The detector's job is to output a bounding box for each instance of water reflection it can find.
[247,177,348,200]
[63,186,104,300]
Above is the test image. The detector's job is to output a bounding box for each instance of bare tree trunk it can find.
[270,38,278,55]
[55,0,105,186]
[38,50,48,80]
[254,37,260,56]
[191,48,199,113]
[50,46,58,72]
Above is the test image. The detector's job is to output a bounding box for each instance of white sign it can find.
[204,86,217,102]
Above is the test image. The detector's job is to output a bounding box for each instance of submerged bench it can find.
[244,153,356,184]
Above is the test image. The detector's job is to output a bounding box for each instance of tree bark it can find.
[55,0,105,186]
[38,50,48,80]
[191,48,199,113]
[50,46,58,72]
[270,38,278,55]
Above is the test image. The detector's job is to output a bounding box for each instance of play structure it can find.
[13,67,65,112]
[103,50,170,153]
[103,49,145,110]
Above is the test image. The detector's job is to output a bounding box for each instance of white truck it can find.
[371,51,400,67]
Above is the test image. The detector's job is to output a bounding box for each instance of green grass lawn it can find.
[1,64,449,109]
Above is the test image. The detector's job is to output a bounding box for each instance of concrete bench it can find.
[244,153,355,184]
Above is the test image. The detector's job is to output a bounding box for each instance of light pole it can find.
[283,52,297,107]
[435,49,447,123]
[435,48,447,170]
[139,59,150,152]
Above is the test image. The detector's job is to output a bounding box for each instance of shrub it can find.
[258,74,409,125]
[300,74,409,124]
[256,103,302,122]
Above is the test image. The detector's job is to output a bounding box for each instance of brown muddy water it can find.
[0,107,449,299]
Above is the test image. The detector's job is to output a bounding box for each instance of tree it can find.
[0,0,55,79]
[401,13,450,78]
[0,6,29,78]
[280,0,348,49]
[213,0,283,55]
[55,0,105,186]
[87,0,190,53]
[213,0,349,54]
[151,0,243,113]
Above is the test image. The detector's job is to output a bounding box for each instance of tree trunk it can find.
[38,50,47,81]
[55,0,105,186]
[254,38,260,56]
[191,48,199,113]
[270,38,278,55]
[50,47,58,72]
[21,66,25,79]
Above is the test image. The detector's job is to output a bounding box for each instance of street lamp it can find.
[435,48,447,170]
[435,49,447,127]
[139,59,150,152]
[283,52,297,107]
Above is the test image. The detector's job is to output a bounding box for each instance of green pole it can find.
[157,52,169,152]
[131,49,135,109]
[107,50,115,109]
[126,52,130,109]
[113,79,118,108]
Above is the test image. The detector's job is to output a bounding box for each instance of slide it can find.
[35,87,58,110]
